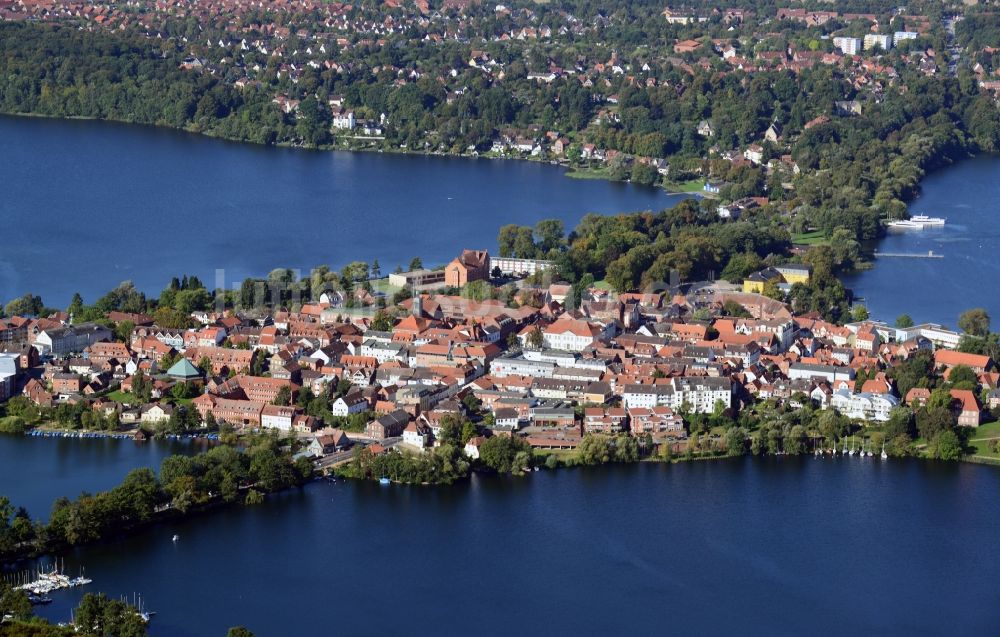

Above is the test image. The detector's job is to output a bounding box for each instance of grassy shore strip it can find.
[564,167,613,180]
[565,167,708,196]
[966,455,1000,466]
[965,421,1000,461]
[662,178,709,194]
[791,230,830,246]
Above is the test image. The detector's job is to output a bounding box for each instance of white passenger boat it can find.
[888,215,946,229]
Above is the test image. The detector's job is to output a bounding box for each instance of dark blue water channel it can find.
[8,455,1000,637]
[0,115,680,307]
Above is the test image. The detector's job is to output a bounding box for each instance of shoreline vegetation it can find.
[0,585,257,637]
[1,9,998,250]
[0,108,703,199]
[0,0,999,571]
[1,412,993,567]
[3,1,999,633]
[0,434,312,566]
[0,589,154,637]
[3,190,1000,517]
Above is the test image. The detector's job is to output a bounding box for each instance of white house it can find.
[402,420,432,450]
[717,204,740,220]
[0,354,17,402]
[261,404,297,431]
[197,327,226,347]
[539,318,606,352]
[488,256,555,277]
[332,110,356,130]
[331,391,369,418]
[359,340,405,364]
[490,356,555,379]
[788,363,854,384]
[894,324,961,349]
[493,407,521,430]
[623,377,732,414]
[34,324,112,356]
[140,403,173,425]
[744,144,764,165]
[829,389,898,422]
[464,436,485,460]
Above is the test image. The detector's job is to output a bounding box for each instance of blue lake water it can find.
[0,115,679,307]
[6,455,999,636]
[842,154,1000,328]
[3,115,995,326]
[0,435,201,519]
[4,117,1000,635]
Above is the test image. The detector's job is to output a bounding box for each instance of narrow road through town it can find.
[943,15,962,78]
[314,436,403,470]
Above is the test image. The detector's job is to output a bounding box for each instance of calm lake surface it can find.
[4,452,996,636]
[5,119,1000,634]
[2,115,994,324]
[0,115,679,307]
[843,154,1000,328]
[0,436,199,519]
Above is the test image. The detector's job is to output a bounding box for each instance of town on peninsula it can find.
[1,0,1000,634]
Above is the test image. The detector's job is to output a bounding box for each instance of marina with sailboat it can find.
[2,560,92,605]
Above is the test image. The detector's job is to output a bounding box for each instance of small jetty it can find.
[27,430,135,439]
[873,250,943,259]
[25,429,221,441]
[3,561,92,604]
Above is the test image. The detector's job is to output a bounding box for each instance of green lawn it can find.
[532,448,579,463]
[663,178,706,193]
[104,389,194,407]
[791,231,829,246]
[968,421,1000,439]
[104,390,132,403]
[967,421,1000,459]
[565,167,611,180]
[369,277,403,296]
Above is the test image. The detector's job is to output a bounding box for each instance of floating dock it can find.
[873,250,943,259]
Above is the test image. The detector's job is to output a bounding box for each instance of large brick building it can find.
[193,394,264,427]
[445,249,490,287]
[184,346,255,375]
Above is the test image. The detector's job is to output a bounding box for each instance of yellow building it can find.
[742,267,782,294]
[742,264,811,293]
[775,264,812,285]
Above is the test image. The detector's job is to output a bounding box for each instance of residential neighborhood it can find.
[0,245,992,469]
[0,0,992,206]
[1,0,999,633]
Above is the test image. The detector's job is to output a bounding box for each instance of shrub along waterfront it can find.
[0,435,312,565]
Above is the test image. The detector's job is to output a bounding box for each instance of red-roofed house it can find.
[541,318,606,351]
[950,389,982,427]
[904,387,931,407]
[934,350,992,373]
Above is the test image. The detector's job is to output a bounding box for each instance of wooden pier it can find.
[873,250,943,259]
